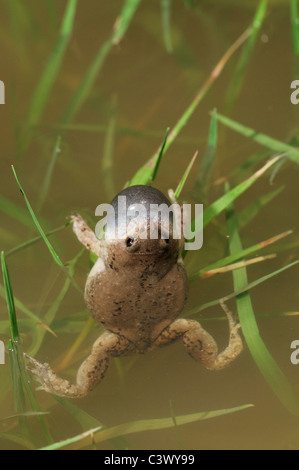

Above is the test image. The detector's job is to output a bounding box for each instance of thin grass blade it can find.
[60,0,141,125]
[225,192,299,417]
[40,403,253,450]
[183,154,282,258]
[130,128,170,185]
[36,135,62,213]
[192,108,217,199]
[161,0,173,53]
[11,165,63,267]
[189,230,292,281]
[22,0,77,150]
[131,26,252,183]
[216,112,299,164]
[291,0,299,55]
[175,150,198,199]
[101,96,117,200]
[225,0,268,111]
[26,0,77,125]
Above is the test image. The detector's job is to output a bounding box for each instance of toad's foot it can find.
[152,303,243,371]
[24,332,133,398]
[24,353,87,398]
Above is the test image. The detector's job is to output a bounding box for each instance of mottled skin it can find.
[25,185,243,398]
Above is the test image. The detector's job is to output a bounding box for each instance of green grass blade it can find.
[36,135,62,213]
[11,166,82,294]
[2,254,53,444]
[111,0,142,45]
[186,258,299,317]
[130,26,251,185]
[236,185,284,229]
[151,127,170,183]
[175,150,198,199]
[161,0,173,53]
[0,194,40,229]
[291,0,299,55]
[101,96,117,200]
[202,155,281,228]
[5,223,69,257]
[11,165,63,267]
[26,0,77,129]
[53,396,131,450]
[8,340,30,441]
[60,0,141,125]
[216,112,299,164]
[225,0,268,111]
[225,194,299,416]
[60,38,112,125]
[1,252,19,341]
[192,108,217,198]
[27,249,84,357]
[189,230,292,281]
[130,128,170,185]
[40,403,253,450]
[183,155,282,257]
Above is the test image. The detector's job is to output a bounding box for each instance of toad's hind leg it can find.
[25,332,134,398]
[152,307,243,370]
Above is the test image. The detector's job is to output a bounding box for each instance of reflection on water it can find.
[0,0,299,450]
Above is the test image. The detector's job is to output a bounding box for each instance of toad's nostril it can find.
[126,237,134,247]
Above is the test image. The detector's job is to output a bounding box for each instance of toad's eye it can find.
[126,237,134,247]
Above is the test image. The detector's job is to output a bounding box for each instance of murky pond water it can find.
[1,0,299,450]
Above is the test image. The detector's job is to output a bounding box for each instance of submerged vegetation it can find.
[0,0,299,450]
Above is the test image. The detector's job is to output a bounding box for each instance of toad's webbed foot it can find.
[24,332,134,398]
[152,303,243,370]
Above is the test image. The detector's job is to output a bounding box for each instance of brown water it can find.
[1,0,299,450]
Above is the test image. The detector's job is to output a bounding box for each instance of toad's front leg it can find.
[25,332,134,398]
[71,214,103,257]
[152,305,243,370]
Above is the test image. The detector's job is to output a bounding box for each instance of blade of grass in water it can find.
[189,230,292,281]
[130,26,252,184]
[28,249,84,357]
[8,340,29,442]
[22,0,77,151]
[53,396,131,450]
[0,194,43,229]
[11,165,62,267]
[175,150,198,199]
[291,0,299,55]
[5,222,69,257]
[40,403,253,450]
[183,154,282,256]
[1,252,53,444]
[36,135,62,213]
[11,165,82,294]
[101,96,117,200]
[60,0,142,125]
[130,128,170,186]
[216,112,299,164]
[225,0,268,111]
[161,0,173,53]
[150,128,170,183]
[192,108,217,199]
[0,283,54,335]
[236,185,284,229]
[186,258,299,317]
[1,252,19,341]
[225,189,299,417]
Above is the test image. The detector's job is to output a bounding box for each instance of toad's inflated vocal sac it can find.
[25,185,243,398]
